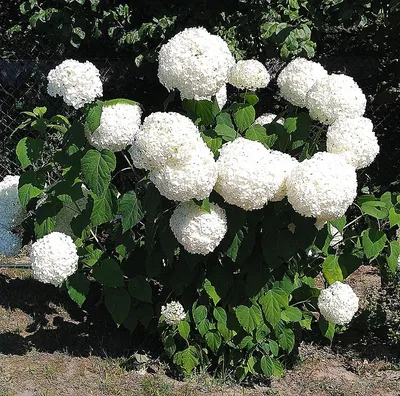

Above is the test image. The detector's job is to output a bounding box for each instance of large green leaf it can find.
[233,105,255,132]
[195,100,220,126]
[361,200,389,219]
[281,306,302,323]
[174,346,199,373]
[92,258,124,288]
[118,191,144,233]
[235,305,263,333]
[387,240,400,274]
[213,307,227,324]
[319,317,335,341]
[16,137,44,169]
[362,228,387,259]
[245,125,274,148]
[204,279,221,305]
[205,331,222,354]
[322,255,343,285]
[178,321,190,341]
[104,287,131,326]
[81,149,116,196]
[389,207,400,228]
[278,327,295,352]
[261,355,273,377]
[128,275,152,302]
[85,100,103,133]
[259,288,288,327]
[214,124,236,141]
[66,272,90,307]
[18,170,45,207]
[90,189,117,226]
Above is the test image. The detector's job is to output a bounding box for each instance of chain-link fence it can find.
[1,28,399,186]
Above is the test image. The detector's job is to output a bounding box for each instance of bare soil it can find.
[0,265,399,396]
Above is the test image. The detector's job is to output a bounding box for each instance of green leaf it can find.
[91,189,117,226]
[174,346,199,374]
[240,93,259,105]
[269,340,279,357]
[81,149,116,196]
[233,105,255,132]
[34,199,63,238]
[196,100,220,126]
[362,228,387,259]
[128,275,152,302]
[281,306,302,323]
[163,335,176,358]
[245,125,272,148]
[338,254,362,278]
[319,317,335,341]
[193,198,211,213]
[214,124,236,141]
[255,322,270,343]
[278,327,295,352]
[235,305,263,333]
[104,287,131,326]
[216,112,234,128]
[322,255,343,285]
[16,137,44,169]
[85,100,103,133]
[271,358,283,377]
[387,240,400,274]
[92,259,124,288]
[201,134,222,155]
[261,356,273,377]
[18,170,45,207]
[204,279,221,305]
[284,117,296,134]
[213,307,227,324]
[193,305,207,324]
[361,200,389,219]
[118,191,144,233]
[205,331,222,354]
[66,272,90,307]
[389,207,400,228]
[259,288,288,327]
[178,321,190,340]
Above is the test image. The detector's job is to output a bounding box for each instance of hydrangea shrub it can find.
[7,27,400,381]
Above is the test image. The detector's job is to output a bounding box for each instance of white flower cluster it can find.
[287,152,357,222]
[306,74,366,125]
[228,60,270,91]
[158,27,235,100]
[86,103,142,152]
[170,201,227,255]
[318,281,359,325]
[161,301,186,325]
[277,58,328,107]
[269,152,298,202]
[132,112,217,201]
[47,59,103,109]
[0,175,24,257]
[215,138,294,210]
[254,113,284,126]
[31,232,79,286]
[327,117,379,169]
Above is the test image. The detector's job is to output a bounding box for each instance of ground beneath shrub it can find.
[0,265,399,396]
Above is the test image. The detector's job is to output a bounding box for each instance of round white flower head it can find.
[327,117,379,169]
[286,152,357,222]
[318,281,359,325]
[149,144,217,202]
[269,151,298,202]
[0,175,24,229]
[254,113,284,126]
[306,74,366,125]
[158,27,235,100]
[329,224,343,248]
[228,60,270,90]
[0,229,22,257]
[47,59,103,109]
[161,301,186,325]
[170,201,227,255]
[86,102,142,152]
[30,232,79,286]
[277,58,328,108]
[131,112,201,171]
[215,138,284,210]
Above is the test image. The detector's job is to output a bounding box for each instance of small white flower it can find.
[215,138,286,210]
[158,27,235,100]
[277,58,328,107]
[31,232,79,286]
[170,201,227,255]
[286,152,357,222]
[327,117,379,169]
[254,113,284,126]
[318,281,359,325]
[228,60,270,90]
[161,301,186,325]
[306,74,366,125]
[47,59,103,109]
[86,102,142,152]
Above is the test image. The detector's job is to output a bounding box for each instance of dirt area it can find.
[0,265,399,396]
